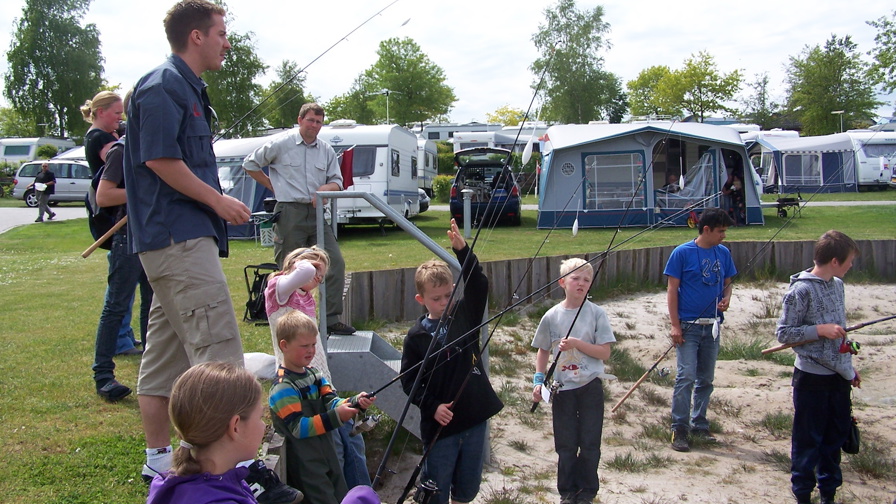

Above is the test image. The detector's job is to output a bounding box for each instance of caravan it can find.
[844,131,896,190]
[317,121,421,224]
[1,137,76,163]
[416,137,438,196]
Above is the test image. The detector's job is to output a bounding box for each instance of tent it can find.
[752,133,858,194]
[537,122,764,229]
[214,136,275,238]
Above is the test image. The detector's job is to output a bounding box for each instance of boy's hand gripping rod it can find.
[761,314,896,354]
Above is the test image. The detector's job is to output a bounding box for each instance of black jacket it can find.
[400,245,503,444]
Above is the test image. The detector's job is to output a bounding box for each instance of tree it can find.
[0,107,34,137]
[740,72,781,129]
[627,65,680,117]
[324,75,377,125]
[672,51,742,122]
[486,105,526,126]
[530,0,622,123]
[4,0,104,138]
[260,60,307,129]
[204,31,267,137]
[786,35,882,135]
[868,10,896,95]
[361,37,456,125]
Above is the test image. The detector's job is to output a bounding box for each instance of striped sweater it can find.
[270,366,351,439]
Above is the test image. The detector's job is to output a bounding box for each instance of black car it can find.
[449,148,521,226]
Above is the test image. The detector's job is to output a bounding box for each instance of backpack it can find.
[85,142,124,250]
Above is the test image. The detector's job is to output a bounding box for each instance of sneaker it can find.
[327,321,356,335]
[141,464,161,485]
[34,218,43,222]
[96,379,132,402]
[48,212,56,220]
[116,347,143,356]
[245,459,303,504]
[691,428,718,442]
[671,428,690,452]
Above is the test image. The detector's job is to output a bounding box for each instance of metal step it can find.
[328,330,421,439]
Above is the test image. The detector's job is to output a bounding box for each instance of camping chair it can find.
[775,189,804,218]
[243,263,278,324]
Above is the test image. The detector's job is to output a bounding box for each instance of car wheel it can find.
[24,190,39,208]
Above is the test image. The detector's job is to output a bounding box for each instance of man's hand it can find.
[670,325,684,346]
[447,218,466,250]
[211,194,251,225]
[717,297,730,312]
[434,402,454,426]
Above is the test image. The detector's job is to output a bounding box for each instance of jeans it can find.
[423,422,487,504]
[92,233,153,386]
[552,378,604,501]
[332,420,371,488]
[671,323,719,431]
[37,191,52,220]
[115,292,138,354]
[790,369,851,499]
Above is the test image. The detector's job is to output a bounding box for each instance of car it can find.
[12,159,92,207]
[449,147,521,226]
[418,188,430,213]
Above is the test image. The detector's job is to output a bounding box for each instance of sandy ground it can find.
[371,282,896,504]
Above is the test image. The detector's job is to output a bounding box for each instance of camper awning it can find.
[756,133,854,154]
[544,122,747,153]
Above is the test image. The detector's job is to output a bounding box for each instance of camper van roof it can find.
[213,135,281,158]
[545,122,746,151]
[756,133,855,153]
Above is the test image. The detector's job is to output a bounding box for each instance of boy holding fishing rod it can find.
[776,230,862,504]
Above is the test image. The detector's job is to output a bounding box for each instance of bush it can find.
[432,174,453,203]
[36,144,60,159]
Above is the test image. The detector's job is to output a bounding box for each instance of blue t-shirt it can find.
[663,239,737,320]
[124,54,228,256]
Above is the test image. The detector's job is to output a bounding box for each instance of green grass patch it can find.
[846,438,896,479]
[756,411,792,438]
[603,451,672,472]
[718,334,794,366]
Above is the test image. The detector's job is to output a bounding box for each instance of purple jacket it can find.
[146,466,257,504]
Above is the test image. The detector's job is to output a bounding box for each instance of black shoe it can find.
[48,212,56,220]
[671,427,690,452]
[116,347,143,356]
[97,379,132,402]
[34,218,43,222]
[142,464,161,485]
[691,428,718,442]
[245,459,303,504]
[820,493,838,504]
[794,493,812,504]
[327,321,356,335]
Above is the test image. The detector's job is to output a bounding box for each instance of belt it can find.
[684,318,718,325]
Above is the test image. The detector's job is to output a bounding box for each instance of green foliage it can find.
[204,31,268,137]
[0,106,35,137]
[361,37,457,125]
[868,10,896,94]
[530,0,626,123]
[674,51,742,122]
[786,35,882,135]
[740,73,782,129]
[846,438,896,479]
[260,60,306,129]
[627,65,679,118]
[4,0,104,138]
[757,411,792,437]
[486,105,526,126]
[36,144,60,159]
[324,75,377,125]
[0,161,20,177]
[432,174,453,203]
[717,334,793,366]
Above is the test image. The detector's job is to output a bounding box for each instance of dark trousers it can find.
[552,377,604,501]
[92,233,153,385]
[790,368,851,499]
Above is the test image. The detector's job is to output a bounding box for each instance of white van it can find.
[845,131,896,190]
[12,159,92,207]
[318,121,421,224]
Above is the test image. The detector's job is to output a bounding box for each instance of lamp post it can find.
[831,110,845,133]
[368,89,401,124]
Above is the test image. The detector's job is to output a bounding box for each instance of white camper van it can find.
[416,137,438,196]
[318,121,421,224]
[1,137,76,163]
[844,131,896,190]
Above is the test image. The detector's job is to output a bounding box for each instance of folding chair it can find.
[243,263,278,324]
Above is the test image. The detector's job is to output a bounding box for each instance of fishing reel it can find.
[839,339,860,355]
[350,414,380,437]
[413,480,439,504]
[654,366,671,378]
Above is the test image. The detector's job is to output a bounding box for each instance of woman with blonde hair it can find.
[80,90,123,175]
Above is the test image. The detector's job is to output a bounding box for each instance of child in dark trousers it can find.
[776,230,861,504]
[270,311,375,504]
[532,258,615,504]
[400,219,503,504]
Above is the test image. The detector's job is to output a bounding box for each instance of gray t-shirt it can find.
[532,301,616,391]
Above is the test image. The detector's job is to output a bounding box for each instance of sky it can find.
[1,0,895,127]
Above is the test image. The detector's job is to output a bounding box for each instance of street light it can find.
[831,110,845,133]
[368,89,401,124]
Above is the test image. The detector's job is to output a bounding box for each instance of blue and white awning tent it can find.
[537,122,765,229]
[752,133,858,194]
[214,136,275,238]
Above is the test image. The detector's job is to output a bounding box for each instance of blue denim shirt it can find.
[124,54,228,256]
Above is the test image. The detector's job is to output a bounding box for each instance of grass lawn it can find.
[0,204,894,503]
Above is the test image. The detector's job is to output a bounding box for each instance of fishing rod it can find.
[761,314,896,354]
[214,0,401,141]
[611,343,674,413]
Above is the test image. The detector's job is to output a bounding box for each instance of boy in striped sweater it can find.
[270,311,375,504]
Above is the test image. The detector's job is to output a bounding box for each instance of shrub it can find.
[36,144,60,159]
[432,174,453,203]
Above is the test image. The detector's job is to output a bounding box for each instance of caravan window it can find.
[391,149,400,177]
[334,146,376,177]
[583,152,644,210]
[411,155,418,179]
[860,144,896,159]
[782,153,821,185]
[3,145,31,157]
